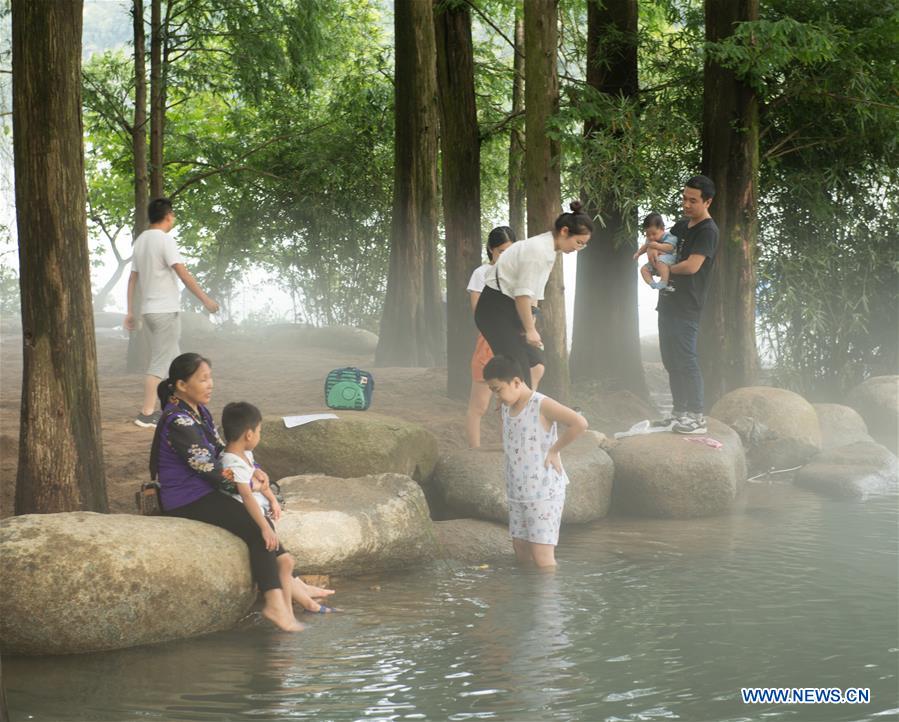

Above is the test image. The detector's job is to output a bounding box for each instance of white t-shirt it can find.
[467,263,493,294]
[131,228,184,313]
[220,450,271,513]
[484,232,557,301]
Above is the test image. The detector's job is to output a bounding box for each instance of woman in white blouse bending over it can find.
[466,226,545,447]
[475,202,593,389]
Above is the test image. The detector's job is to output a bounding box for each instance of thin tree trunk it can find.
[508,7,526,240]
[127,0,151,373]
[699,0,760,401]
[12,0,108,513]
[376,0,445,367]
[435,0,482,400]
[149,0,164,198]
[524,0,568,402]
[569,0,647,397]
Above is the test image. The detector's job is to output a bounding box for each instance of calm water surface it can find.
[5,483,898,722]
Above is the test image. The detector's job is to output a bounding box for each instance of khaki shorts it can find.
[143,312,181,379]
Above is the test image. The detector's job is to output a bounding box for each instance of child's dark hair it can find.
[148,197,174,224]
[642,212,665,230]
[685,175,716,200]
[156,352,211,407]
[482,355,524,383]
[222,402,263,443]
[486,226,516,260]
[554,200,593,236]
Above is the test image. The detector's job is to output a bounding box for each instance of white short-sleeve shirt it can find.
[131,228,184,313]
[220,450,270,513]
[484,232,557,301]
[467,263,493,294]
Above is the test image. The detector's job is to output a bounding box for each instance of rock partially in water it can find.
[429,436,614,525]
[609,419,746,518]
[0,513,256,656]
[710,386,821,472]
[813,403,873,449]
[257,413,438,482]
[795,441,898,500]
[845,375,898,453]
[275,473,438,576]
[434,519,513,563]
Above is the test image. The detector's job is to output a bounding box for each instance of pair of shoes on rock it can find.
[672,413,707,435]
[650,413,681,429]
[134,410,162,428]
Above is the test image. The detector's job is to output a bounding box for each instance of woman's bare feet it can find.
[262,591,305,632]
[294,577,335,598]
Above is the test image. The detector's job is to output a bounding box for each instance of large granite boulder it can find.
[275,473,438,576]
[609,419,746,518]
[813,403,873,449]
[257,413,438,482]
[434,519,513,563]
[429,435,614,525]
[710,386,821,472]
[795,441,898,500]
[262,324,378,354]
[0,513,256,656]
[845,376,898,452]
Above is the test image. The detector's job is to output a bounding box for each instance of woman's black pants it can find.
[475,285,544,388]
[165,491,282,592]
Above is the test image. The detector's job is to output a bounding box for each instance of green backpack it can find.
[324,367,374,410]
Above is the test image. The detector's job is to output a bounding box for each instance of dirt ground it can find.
[0,327,658,517]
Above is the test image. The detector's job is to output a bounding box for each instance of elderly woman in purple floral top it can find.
[149,352,303,632]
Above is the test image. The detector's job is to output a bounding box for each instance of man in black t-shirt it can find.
[653,175,718,435]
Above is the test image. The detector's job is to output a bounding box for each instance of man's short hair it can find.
[482,355,523,384]
[685,175,716,201]
[148,197,174,224]
[221,401,263,443]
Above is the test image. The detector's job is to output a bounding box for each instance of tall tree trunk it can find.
[525,0,568,403]
[127,0,151,373]
[12,0,108,513]
[133,0,149,234]
[699,0,760,401]
[508,7,526,240]
[435,0,482,400]
[149,0,165,198]
[376,0,445,367]
[569,0,647,397]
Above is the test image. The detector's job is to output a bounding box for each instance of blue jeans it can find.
[658,314,703,414]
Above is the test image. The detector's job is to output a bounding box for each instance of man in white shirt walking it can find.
[124,197,220,427]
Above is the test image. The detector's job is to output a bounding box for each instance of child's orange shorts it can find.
[470,333,494,383]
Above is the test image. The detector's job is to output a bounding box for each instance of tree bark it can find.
[508,7,526,240]
[435,0,482,400]
[376,0,445,367]
[524,0,568,403]
[149,0,165,198]
[699,0,760,402]
[12,0,108,513]
[569,0,647,397]
[127,0,152,373]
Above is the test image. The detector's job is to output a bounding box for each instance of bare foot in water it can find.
[261,605,305,632]
[294,577,335,598]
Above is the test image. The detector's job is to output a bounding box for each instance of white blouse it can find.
[483,232,557,301]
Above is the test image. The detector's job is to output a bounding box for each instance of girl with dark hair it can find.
[475,203,593,388]
[149,353,304,632]
[466,227,546,447]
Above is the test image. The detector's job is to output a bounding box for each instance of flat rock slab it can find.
[813,403,873,449]
[710,386,821,472]
[257,413,438,482]
[0,513,256,656]
[275,473,438,576]
[608,419,746,518]
[430,436,613,525]
[845,375,898,453]
[795,441,898,500]
[434,519,513,563]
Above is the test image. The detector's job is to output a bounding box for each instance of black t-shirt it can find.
[657,217,718,320]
